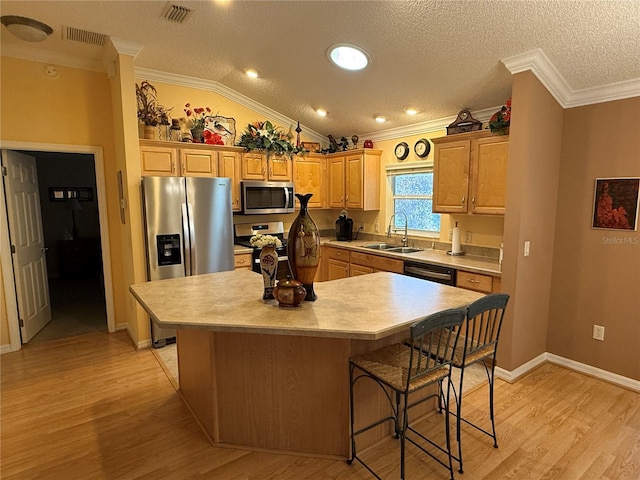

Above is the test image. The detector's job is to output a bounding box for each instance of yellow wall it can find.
[0,56,125,347]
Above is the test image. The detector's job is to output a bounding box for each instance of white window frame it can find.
[386,160,440,238]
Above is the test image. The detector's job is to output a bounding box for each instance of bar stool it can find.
[449,293,510,473]
[348,307,467,480]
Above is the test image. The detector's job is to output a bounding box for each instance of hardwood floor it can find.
[1,330,638,480]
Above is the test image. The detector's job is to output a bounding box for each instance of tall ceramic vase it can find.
[287,193,320,301]
[259,245,278,300]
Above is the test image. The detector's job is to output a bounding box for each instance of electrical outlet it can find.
[593,325,605,341]
[524,240,531,257]
[375,223,379,233]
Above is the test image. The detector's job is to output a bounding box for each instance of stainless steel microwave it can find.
[240,181,295,215]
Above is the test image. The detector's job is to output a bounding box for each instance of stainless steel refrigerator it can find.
[141,176,234,347]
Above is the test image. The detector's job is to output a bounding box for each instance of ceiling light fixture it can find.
[316,108,328,117]
[245,68,259,79]
[374,115,386,123]
[404,106,419,115]
[328,44,369,71]
[1,15,53,42]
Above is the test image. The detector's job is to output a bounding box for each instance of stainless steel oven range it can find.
[234,221,292,281]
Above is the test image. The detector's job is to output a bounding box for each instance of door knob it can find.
[41,247,49,253]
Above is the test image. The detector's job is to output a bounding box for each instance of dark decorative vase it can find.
[191,128,204,143]
[287,193,320,301]
[259,245,278,300]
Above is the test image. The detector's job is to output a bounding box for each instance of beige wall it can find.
[0,56,125,347]
[499,71,565,371]
[547,97,640,379]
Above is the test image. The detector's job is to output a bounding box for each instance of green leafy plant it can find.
[136,81,171,126]
[237,120,306,159]
[183,103,212,131]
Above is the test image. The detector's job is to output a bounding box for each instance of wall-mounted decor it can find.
[49,187,93,202]
[204,116,236,146]
[591,177,639,231]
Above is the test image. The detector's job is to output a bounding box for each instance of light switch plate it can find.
[524,241,530,257]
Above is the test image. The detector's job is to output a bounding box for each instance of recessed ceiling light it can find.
[374,115,386,123]
[404,106,419,115]
[245,68,258,79]
[316,108,328,117]
[1,15,53,42]
[328,44,369,71]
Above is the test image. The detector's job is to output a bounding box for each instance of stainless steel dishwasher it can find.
[403,261,456,286]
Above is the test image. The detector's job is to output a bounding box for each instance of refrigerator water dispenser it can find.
[156,234,181,266]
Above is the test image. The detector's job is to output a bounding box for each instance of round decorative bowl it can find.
[273,276,307,308]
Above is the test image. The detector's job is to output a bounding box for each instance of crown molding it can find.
[502,48,640,109]
[134,67,327,145]
[0,43,104,72]
[359,106,499,143]
[109,38,143,58]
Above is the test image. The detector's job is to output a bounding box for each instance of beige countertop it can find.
[320,238,502,276]
[130,270,483,340]
[233,245,253,254]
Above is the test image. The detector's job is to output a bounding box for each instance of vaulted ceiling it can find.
[1,1,639,139]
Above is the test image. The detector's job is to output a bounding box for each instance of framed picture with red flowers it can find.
[591,177,639,231]
[204,116,236,146]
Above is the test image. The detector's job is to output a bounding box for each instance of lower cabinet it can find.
[350,251,404,275]
[324,246,350,280]
[234,252,253,271]
[456,270,501,293]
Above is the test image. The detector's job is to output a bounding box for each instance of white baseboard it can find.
[495,352,640,392]
[1,343,15,354]
[119,322,152,350]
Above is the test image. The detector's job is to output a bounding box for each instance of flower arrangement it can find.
[250,234,283,248]
[487,98,511,134]
[237,120,305,159]
[136,81,172,126]
[184,103,211,131]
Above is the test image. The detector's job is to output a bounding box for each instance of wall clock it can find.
[414,138,431,158]
[394,142,409,160]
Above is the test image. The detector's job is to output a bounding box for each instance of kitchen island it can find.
[130,270,483,458]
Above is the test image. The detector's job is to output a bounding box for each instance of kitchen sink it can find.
[363,243,401,250]
[385,247,423,254]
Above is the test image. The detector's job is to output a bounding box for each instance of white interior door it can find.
[2,150,51,342]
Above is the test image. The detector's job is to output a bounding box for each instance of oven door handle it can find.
[404,266,452,281]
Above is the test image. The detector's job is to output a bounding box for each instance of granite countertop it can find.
[234,245,253,254]
[130,270,483,340]
[320,238,501,276]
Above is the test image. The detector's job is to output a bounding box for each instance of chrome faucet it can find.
[387,212,409,247]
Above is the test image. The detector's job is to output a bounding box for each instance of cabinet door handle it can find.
[472,197,476,206]
[466,278,480,284]
[461,196,466,205]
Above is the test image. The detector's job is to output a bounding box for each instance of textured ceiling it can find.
[1,0,639,139]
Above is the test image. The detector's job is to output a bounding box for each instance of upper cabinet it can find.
[328,149,381,211]
[432,131,509,215]
[293,153,326,209]
[240,152,292,182]
[139,140,243,211]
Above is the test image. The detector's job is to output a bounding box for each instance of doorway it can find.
[1,143,115,351]
[29,151,106,344]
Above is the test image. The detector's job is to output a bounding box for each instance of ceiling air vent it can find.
[161,3,193,24]
[63,26,108,47]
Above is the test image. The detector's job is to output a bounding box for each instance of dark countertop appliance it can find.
[335,211,353,241]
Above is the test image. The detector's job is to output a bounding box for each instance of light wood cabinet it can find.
[456,270,501,293]
[140,142,178,176]
[234,252,253,270]
[350,263,374,276]
[327,149,381,210]
[217,150,241,211]
[293,154,326,209]
[240,152,292,182]
[180,148,217,177]
[324,246,350,280]
[432,131,508,215]
[350,251,404,276]
[140,140,244,211]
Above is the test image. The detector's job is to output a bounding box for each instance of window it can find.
[389,169,440,235]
